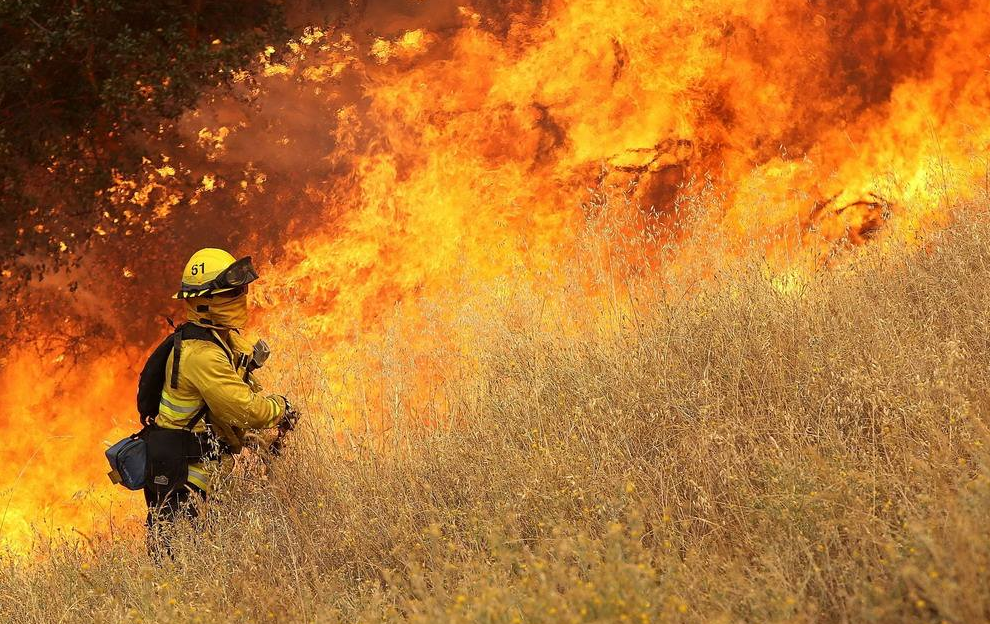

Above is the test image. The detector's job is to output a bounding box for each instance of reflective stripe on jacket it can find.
[155,325,285,494]
[156,325,284,434]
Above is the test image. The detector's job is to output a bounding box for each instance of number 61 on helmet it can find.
[173,248,259,299]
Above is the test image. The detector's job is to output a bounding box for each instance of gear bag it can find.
[106,433,148,490]
[136,335,176,423]
[143,424,220,495]
[107,323,230,490]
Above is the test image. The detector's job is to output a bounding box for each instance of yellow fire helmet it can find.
[173,248,259,299]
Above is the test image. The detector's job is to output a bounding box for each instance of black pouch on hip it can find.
[144,428,196,495]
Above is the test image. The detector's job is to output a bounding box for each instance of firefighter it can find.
[143,247,295,557]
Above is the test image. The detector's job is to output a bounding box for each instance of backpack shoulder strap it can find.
[170,330,183,390]
[181,323,234,365]
[175,323,236,431]
[138,326,185,425]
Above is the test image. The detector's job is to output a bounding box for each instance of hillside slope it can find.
[4,210,990,624]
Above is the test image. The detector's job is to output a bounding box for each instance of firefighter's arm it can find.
[185,345,285,430]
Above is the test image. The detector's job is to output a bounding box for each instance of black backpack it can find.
[136,323,230,426]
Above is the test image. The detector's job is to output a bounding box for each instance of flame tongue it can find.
[3,0,990,551]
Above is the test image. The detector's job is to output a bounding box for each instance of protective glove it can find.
[277,396,301,434]
[269,396,301,457]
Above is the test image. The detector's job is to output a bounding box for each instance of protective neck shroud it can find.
[185,293,248,330]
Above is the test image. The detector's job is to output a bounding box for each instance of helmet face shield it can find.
[216,257,258,289]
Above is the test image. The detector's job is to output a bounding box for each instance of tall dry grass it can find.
[4,193,990,623]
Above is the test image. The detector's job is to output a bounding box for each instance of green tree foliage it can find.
[0,0,286,284]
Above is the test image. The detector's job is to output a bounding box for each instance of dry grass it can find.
[4,197,990,623]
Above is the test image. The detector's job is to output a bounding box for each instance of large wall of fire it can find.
[1,0,987,550]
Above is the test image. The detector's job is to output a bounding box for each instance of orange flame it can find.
[2,0,989,552]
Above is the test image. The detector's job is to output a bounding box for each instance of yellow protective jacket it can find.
[156,323,285,491]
